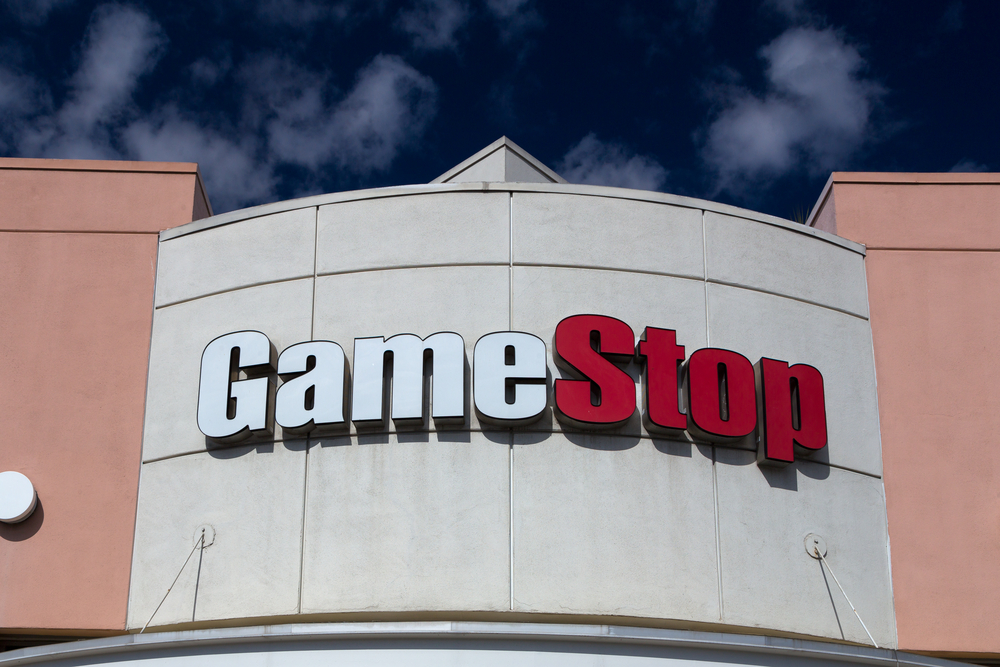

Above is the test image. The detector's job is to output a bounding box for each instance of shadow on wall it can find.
[714,445,831,492]
[201,420,831,493]
[0,497,43,541]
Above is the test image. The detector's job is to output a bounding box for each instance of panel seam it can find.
[154,268,870,323]
[508,191,515,611]
[713,446,724,621]
[155,275,313,309]
[509,432,514,611]
[299,205,318,614]
[311,205,318,340]
[706,211,724,621]
[297,441,309,615]
[139,438,881,478]
[703,210,710,346]
[317,262,509,278]
[509,192,514,331]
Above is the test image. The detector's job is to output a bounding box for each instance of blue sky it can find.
[0,0,995,217]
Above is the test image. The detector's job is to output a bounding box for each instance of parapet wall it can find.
[129,182,894,647]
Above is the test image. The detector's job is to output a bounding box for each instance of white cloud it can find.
[62,6,165,128]
[484,0,525,18]
[0,66,49,152]
[190,52,233,88]
[19,4,166,158]
[949,159,989,173]
[701,27,883,191]
[123,53,438,211]
[558,133,668,192]
[326,54,437,172]
[762,0,809,22]
[238,53,332,139]
[261,53,437,174]
[254,0,329,25]
[3,0,74,25]
[252,0,385,28]
[396,0,470,51]
[1,2,437,212]
[124,109,276,211]
[484,0,542,42]
[0,66,46,116]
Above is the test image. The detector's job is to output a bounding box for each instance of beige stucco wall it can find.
[130,183,895,647]
[0,159,209,634]
[810,173,1000,656]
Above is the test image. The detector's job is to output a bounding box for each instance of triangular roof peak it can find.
[431,136,567,184]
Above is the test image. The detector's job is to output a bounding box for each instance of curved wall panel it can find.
[129,184,892,647]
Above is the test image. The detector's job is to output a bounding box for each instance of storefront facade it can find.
[1,139,997,665]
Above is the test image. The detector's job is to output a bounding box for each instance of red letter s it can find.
[554,315,636,428]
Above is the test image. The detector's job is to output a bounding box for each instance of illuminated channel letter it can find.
[685,348,756,442]
[197,331,276,443]
[275,341,347,435]
[756,358,827,466]
[473,332,547,425]
[351,332,465,428]
[637,327,686,434]
[553,314,636,428]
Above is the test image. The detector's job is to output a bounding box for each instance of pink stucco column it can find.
[811,172,1000,656]
[0,159,210,634]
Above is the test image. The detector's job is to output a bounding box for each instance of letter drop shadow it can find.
[652,438,692,458]
[436,429,472,443]
[758,463,798,492]
[563,430,640,451]
[713,445,800,492]
[206,438,275,459]
[797,457,831,481]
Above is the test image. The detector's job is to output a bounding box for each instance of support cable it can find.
[814,546,879,648]
[140,531,205,633]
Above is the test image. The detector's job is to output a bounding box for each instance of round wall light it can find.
[0,471,38,524]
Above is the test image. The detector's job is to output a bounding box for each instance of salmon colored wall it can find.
[0,159,210,634]
[810,173,1000,655]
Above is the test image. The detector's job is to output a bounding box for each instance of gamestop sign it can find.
[197,314,827,467]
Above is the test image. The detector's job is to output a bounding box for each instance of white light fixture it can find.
[0,471,37,524]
